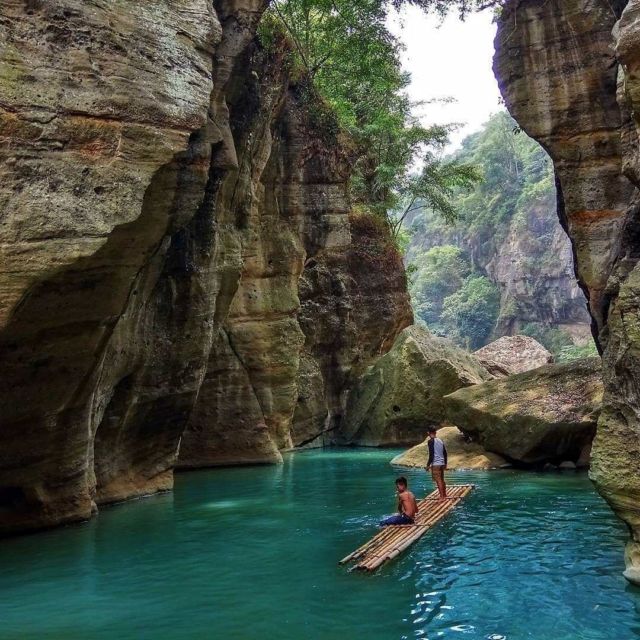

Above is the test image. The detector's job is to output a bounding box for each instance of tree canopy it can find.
[407,111,596,357]
[260,0,482,237]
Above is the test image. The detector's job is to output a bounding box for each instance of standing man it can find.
[426,427,448,499]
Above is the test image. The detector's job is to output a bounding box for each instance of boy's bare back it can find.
[399,490,418,519]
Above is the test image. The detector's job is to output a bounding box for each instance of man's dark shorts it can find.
[431,464,445,481]
[380,514,414,526]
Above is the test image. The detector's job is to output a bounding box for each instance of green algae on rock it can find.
[339,325,491,447]
[443,358,603,465]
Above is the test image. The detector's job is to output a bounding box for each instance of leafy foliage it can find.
[407,111,556,259]
[440,276,500,350]
[409,245,501,348]
[519,323,574,356]
[407,111,596,355]
[556,342,599,362]
[402,0,504,19]
[410,245,470,331]
[260,0,481,239]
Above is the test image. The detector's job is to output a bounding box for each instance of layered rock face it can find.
[0,0,228,531]
[443,359,602,466]
[474,335,553,377]
[495,0,640,583]
[0,3,411,533]
[339,326,491,447]
[487,197,592,339]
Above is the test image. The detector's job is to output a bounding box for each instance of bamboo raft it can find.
[339,485,474,572]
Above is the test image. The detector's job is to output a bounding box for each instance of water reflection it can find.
[0,450,637,639]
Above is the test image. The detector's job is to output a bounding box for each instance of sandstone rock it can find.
[443,358,603,465]
[179,71,412,466]
[576,441,592,469]
[0,4,411,532]
[474,335,553,377]
[390,426,506,470]
[559,461,577,470]
[496,0,640,586]
[487,199,592,338]
[339,326,491,446]
[0,0,228,532]
[290,213,413,449]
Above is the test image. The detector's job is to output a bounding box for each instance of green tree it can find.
[405,112,564,350]
[440,276,500,349]
[261,0,480,240]
[410,245,470,330]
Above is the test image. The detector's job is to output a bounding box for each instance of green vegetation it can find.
[408,111,556,264]
[440,276,501,350]
[411,245,470,330]
[408,112,554,348]
[519,323,599,361]
[408,111,596,358]
[519,323,573,356]
[260,0,481,237]
[556,342,600,362]
[410,244,500,349]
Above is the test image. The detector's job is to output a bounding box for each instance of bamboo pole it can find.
[339,528,393,564]
[359,523,429,570]
[356,526,415,570]
[342,520,419,564]
[341,526,402,563]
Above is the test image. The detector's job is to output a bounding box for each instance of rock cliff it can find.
[495,0,640,585]
[0,1,411,533]
[340,325,491,446]
[443,359,602,466]
[487,196,592,339]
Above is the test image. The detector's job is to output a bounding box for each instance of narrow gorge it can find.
[1,0,640,596]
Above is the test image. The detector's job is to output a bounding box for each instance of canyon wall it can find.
[487,200,591,339]
[495,0,640,585]
[0,1,411,534]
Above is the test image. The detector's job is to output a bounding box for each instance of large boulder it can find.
[443,358,603,465]
[338,326,492,446]
[390,426,507,470]
[474,335,553,377]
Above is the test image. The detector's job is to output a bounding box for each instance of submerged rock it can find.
[474,335,553,377]
[339,326,491,446]
[443,358,603,465]
[391,426,507,470]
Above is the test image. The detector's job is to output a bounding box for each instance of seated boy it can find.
[380,476,418,526]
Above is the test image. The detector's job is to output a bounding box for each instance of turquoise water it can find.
[1,449,639,640]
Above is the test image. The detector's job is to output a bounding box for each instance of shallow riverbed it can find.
[1,448,639,639]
